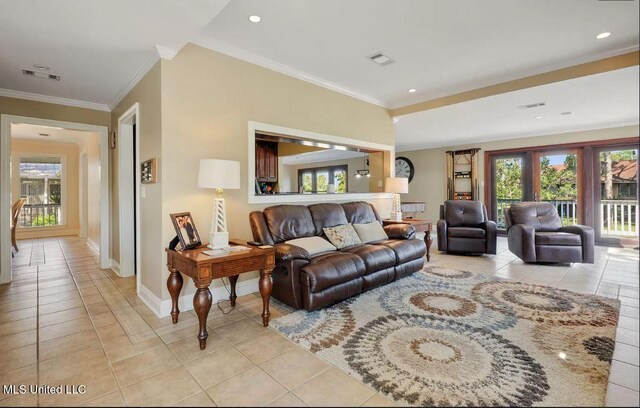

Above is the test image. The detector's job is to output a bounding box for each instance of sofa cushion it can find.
[308,203,348,235]
[341,201,379,224]
[301,252,366,293]
[444,200,485,227]
[264,205,316,243]
[535,232,582,246]
[509,202,563,231]
[285,236,336,256]
[323,224,362,249]
[341,244,396,272]
[448,227,486,239]
[377,239,426,264]
[353,221,388,243]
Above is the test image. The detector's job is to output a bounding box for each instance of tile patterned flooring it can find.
[0,235,638,407]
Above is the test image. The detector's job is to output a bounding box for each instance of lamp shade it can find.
[385,177,408,194]
[197,159,241,189]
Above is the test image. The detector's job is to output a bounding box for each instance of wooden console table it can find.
[383,219,433,262]
[165,240,276,350]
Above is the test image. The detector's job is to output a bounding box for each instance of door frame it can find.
[0,115,110,283]
[116,103,141,289]
[485,137,639,237]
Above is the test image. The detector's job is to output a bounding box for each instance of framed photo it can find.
[141,158,157,184]
[170,212,202,250]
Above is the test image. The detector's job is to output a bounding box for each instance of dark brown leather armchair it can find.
[437,200,497,255]
[504,202,594,264]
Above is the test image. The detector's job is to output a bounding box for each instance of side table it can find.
[165,240,276,350]
[382,219,433,261]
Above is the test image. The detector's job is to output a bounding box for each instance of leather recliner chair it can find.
[504,202,594,263]
[437,200,497,255]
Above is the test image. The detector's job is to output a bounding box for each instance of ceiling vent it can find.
[368,52,394,66]
[22,69,60,81]
[517,102,546,109]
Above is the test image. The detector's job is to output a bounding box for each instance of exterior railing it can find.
[19,204,62,227]
[496,198,638,238]
[601,199,638,237]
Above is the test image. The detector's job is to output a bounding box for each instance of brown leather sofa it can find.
[249,201,427,311]
[505,202,594,263]
[437,200,497,255]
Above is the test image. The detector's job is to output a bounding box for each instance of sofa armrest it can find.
[507,224,537,262]
[483,221,497,255]
[436,219,447,252]
[383,224,416,240]
[274,243,310,262]
[560,225,595,263]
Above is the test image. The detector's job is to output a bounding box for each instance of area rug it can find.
[271,266,620,407]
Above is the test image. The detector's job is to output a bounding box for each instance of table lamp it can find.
[198,159,240,249]
[385,177,408,221]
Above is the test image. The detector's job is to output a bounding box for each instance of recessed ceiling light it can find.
[248,15,261,23]
[392,117,399,124]
[33,64,49,70]
[408,89,416,93]
[596,32,611,39]
[534,116,543,119]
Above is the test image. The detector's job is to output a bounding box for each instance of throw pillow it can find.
[353,221,388,243]
[323,224,362,249]
[285,236,336,255]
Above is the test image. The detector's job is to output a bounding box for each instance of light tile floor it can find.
[0,235,638,407]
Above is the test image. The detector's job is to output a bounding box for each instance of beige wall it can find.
[110,62,163,296]
[400,125,640,221]
[155,44,394,300]
[11,139,80,239]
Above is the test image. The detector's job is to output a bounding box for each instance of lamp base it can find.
[391,211,403,222]
[208,232,229,250]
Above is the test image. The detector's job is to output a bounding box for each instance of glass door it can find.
[594,146,638,246]
[534,150,581,225]
[490,154,526,229]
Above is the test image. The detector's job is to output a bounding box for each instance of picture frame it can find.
[170,212,202,250]
[141,158,157,184]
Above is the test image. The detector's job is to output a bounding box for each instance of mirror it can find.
[254,132,391,196]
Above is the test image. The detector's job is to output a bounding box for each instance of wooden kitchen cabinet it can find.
[255,141,278,182]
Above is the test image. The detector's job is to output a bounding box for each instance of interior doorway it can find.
[0,115,109,283]
[117,103,141,283]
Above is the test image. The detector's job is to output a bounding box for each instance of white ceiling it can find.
[197,0,639,108]
[281,149,363,165]
[12,123,98,148]
[0,0,230,110]
[394,66,640,151]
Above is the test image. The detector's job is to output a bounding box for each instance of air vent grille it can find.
[368,52,394,66]
[22,69,60,81]
[517,102,546,109]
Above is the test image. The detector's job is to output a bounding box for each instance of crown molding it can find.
[0,88,110,112]
[108,51,160,111]
[192,35,389,109]
[156,44,178,60]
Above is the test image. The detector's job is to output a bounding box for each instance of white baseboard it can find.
[110,259,120,274]
[86,238,99,255]
[137,277,261,318]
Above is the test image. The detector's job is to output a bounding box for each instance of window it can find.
[19,156,64,227]
[298,165,348,193]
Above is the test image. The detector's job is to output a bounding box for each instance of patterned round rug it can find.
[271,265,620,407]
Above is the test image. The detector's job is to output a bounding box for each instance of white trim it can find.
[192,36,388,108]
[79,151,88,239]
[248,121,394,204]
[110,259,120,274]
[156,45,178,60]
[86,238,100,255]
[1,115,110,282]
[108,53,159,111]
[0,88,109,112]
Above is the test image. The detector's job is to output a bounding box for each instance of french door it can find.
[488,149,583,232]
